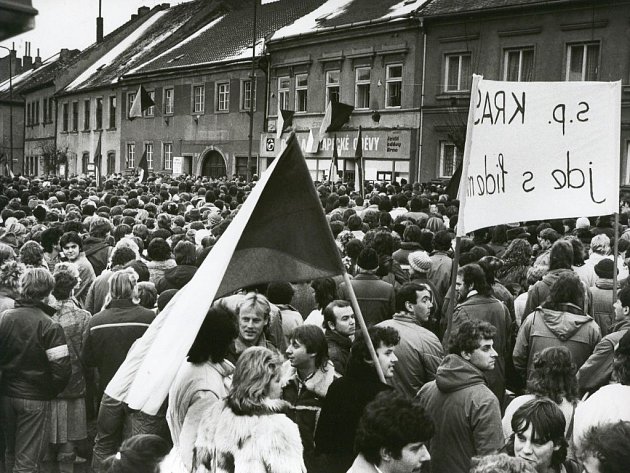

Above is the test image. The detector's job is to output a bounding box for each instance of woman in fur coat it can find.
[192,346,306,473]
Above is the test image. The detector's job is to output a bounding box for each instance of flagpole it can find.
[342,271,387,383]
[247,0,258,181]
[614,212,619,302]
[444,236,462,342]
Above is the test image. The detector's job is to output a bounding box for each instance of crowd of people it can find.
[0,171,629,473]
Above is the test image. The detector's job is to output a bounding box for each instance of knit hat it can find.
[594,258,617,280]
[576,217,590,229]
[357,248,379,271]
[408,250,432,273]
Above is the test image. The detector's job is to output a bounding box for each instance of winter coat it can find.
[524,268,593,318]
[83,268,116,315]
[0,300,71,400]
[83,236,112,277]
[82,299,155,392]
[193,398,306,473]
[281,360,338,461]
[275,303,304,349]
[146,258,177,286]
[314,358,392,473]
[225,333,276,365]
[578,254,628,289]
[156,264,197,293]
[428,251,452,300]
[416,354,503,473]
[51,299,91,399]
[577,318,630,394]
[346,454,379,473]
[73,253,96,307]
[338,273,395,327]
[392,242,423,272]
[168,359,234,467]
[590,278,614,336]
[444,292,512,402]
[0,292,16,314]
[376,312,444,398]
[513,303,601,380]
[326,329,352,376]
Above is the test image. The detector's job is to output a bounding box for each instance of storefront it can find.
[259,128,413,183]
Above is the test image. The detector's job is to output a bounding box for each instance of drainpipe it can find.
[417,20,426,183]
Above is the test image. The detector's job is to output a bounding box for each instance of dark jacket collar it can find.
[107,299,138,309]
[15,299,57,317]
[326,329,353,349]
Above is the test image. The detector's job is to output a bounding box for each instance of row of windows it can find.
[26,97,55,126]
[444,42,600,92]
[125,142,173,170]
[128,80,256,119]
[61,96,116,132]
[276,64,403,114]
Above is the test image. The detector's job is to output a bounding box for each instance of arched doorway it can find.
[82,152,89,174]
[201,150,227,178]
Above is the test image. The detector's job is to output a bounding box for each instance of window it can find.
[127,92,136,118]
[241,79,256,111]
[83,99,91,130]
[355,67,371,109]
[326,70,340,105]
[504,48,534,81]
[295,74,308,112]
[43,98,47,124]
[235,156,248,178]
[439,141,463,177]
[71,102,78,131]
[164,88,174,115]
[126,143,135,168]
[82,152,89,174]
[193,85,205,113]
[62,103,68,131]
[278,76,290,112]
[109,96,116,129]
[566,43,600,81]
[144,91,155,117]
[217,82,229,112]
[145,143,153,169]
[444,53,471,92]
[95,97,103,129]
[26,103,31,126]
[47,98,54,123]
[163,143,173,170]
[386,64,402,108]
[34,100,39,124]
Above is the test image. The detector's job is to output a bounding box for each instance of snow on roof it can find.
[65,11,168,91]
[379,0,429,19]
[270,0,354,41]
[127,14,226,75]
[0,52,60,93]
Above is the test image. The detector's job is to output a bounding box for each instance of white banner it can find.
[172,156,183,176]
[457,76,621,236]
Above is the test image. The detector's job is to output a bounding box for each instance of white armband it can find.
[46,345,69,361]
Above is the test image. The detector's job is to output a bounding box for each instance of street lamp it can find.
[0,45,13,173]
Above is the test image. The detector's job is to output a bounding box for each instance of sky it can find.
[0,0,194,61]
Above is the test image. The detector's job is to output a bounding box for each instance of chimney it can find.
[34,48,41,68]
[22,42,33,70]
[96,0,103,43]
[131,13,138,20]
[161,3,171,8]
[138,6,150,16]
[60,48,71,61]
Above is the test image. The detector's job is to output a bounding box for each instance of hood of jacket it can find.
[163,264,197,284]
[538,303,594,339]
[435,354,488,393]
[280,360,338,398]
[595,278,614,290]
[541,268,574,287]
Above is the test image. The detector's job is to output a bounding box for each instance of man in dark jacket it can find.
[314,325,399,473]
[0,268,71,473]
[83,216,113,277]
[339,248,395,326]
[155,240,197,293]
[416,319,503,473]
[322,300,355,375]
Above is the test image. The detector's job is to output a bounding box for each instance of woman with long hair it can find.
[497,238,533,291]
[503,398,580,473]
[192,347,305,473]
[304,277,338,327]
[503,346,580,440]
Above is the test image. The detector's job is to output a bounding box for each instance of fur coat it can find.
[192,398,306,473]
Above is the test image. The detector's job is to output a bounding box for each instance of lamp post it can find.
[0,45,14,173]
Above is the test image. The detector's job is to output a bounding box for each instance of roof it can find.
[420,0,578,17]
[0,50,79,100]
[270,0,428,42]
[130,0,326,75]
[63,1,216,92]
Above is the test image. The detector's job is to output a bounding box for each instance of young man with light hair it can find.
[226,291,276,363]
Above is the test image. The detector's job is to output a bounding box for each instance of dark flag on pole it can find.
[128,85,155,120]
[137,149,148,183]
[445,158,463,200]
[105,132,346,414]
[319,101,354,137]
[276,109,295,140]
[355,127,365,197]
